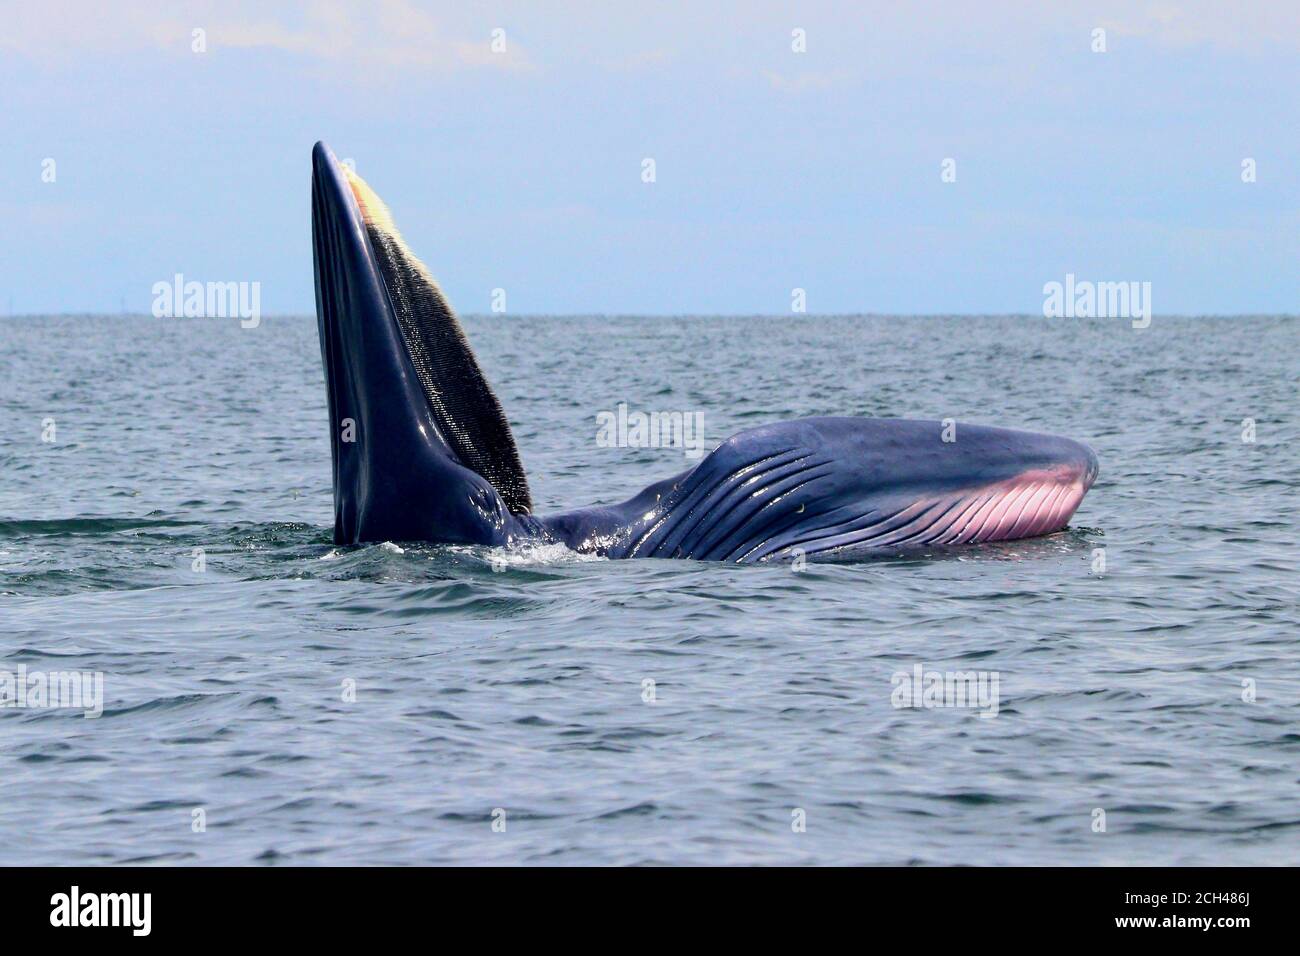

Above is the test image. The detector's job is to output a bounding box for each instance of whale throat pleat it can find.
[346,169,533,515]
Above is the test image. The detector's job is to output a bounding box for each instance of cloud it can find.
[761,70,850,93]
[7,1,1297,78]
[1094,0,1300,51]
[0,0,534,71]
[600,49,675,72]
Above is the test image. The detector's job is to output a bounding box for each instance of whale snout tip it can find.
[1051,437,1098,494]
[1075,441,1100,490]
[1022,431,1098,491]
[312,141,337,175]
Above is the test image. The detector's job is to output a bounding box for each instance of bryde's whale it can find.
[311,142,1098,562]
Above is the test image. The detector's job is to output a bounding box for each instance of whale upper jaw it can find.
[311,141,526,546]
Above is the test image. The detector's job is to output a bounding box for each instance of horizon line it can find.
[2,312,1297,321]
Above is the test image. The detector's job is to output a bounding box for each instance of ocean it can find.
[1,313,1295,865]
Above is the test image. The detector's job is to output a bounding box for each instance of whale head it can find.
[310,141,1099,561]
[311,141,529,545]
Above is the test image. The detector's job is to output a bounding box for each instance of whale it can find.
[311,142,1098,562]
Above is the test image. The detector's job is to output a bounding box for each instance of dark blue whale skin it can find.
[312,142,1098,562]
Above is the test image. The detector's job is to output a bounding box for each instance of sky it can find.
[2,0,1297,315]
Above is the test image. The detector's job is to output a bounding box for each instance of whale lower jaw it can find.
[756,462,1094,562]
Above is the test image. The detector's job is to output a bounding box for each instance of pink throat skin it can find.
[761,459,1096,560]
[917,463,1093,547]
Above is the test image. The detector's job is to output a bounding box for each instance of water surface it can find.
[1,314,1296,865]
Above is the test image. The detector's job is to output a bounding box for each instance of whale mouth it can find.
[311,142,532,528]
